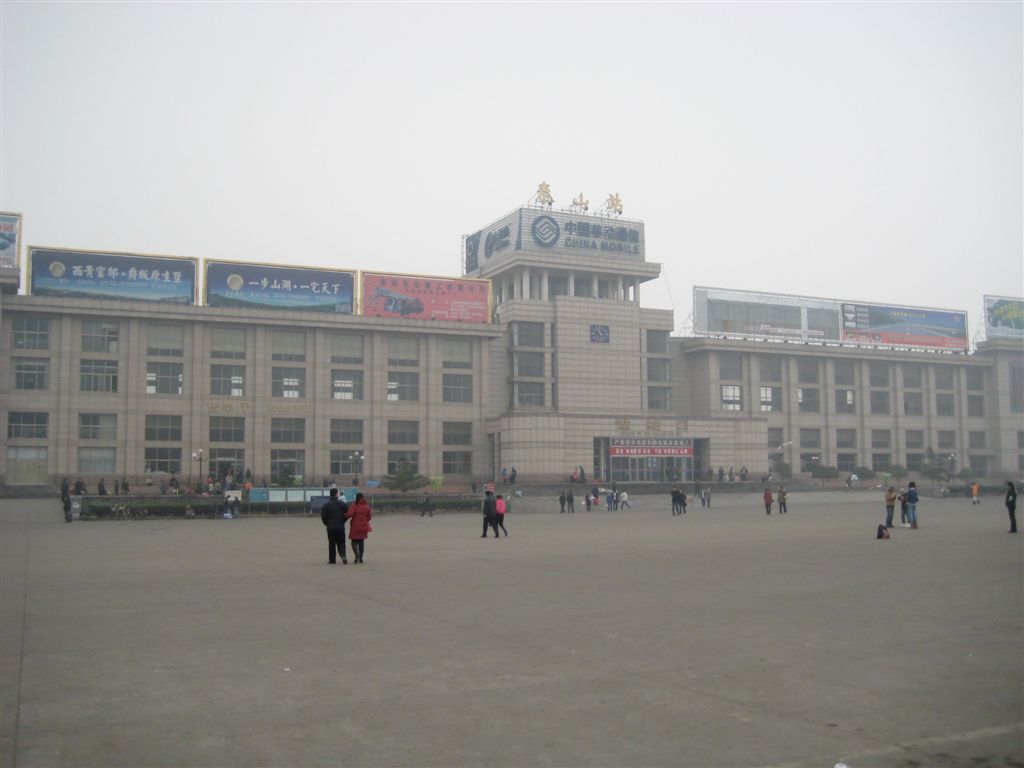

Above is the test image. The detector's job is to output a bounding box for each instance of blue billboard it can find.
[206,261,354,313]
[0,212,22,268]
[29,247,197,304]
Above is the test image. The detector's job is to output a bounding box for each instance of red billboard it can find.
[361,272,490,322]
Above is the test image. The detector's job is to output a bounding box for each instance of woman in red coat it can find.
[346,492,373,564]
[763,488,774,516]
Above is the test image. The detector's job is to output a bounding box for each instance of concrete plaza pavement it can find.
[1,490,1022,767]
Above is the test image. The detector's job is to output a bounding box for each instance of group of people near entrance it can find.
[319,488,373,564]
[559,486,631,513]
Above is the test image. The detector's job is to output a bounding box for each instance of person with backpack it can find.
[481,490,500,538]
[495,494,509,536]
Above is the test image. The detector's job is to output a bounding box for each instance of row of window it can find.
[28,446,473,477]
[11,317,475,367]
[723,385,985,417]
[788,452,995,475]
[510,382,671,410]
[7,413,475,446]
[508,322,671,355]
[10,359,474,403]
[766,427,996,452]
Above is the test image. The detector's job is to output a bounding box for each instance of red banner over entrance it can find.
[610,438,693,457]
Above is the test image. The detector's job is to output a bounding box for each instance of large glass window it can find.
[442,374,472,403]
[271,331,306,362]
[147,325,184,356]
[78,447,115,474]
[145,415,182,442]
[81,320,119,353]
[836,429,857,449]
[798,387,819,413]
[270,450,305,480]
[13,317,50,350]
[443,422,472,446]
[799,429,821,449]
[870,390,890,415]
[904,392,923,416]
[647,358,671,383]
[967,395,984,418]
[386,371,419,401]
[1013,367,1024,413]
[935,393,955,417]
[837,453,856,472]
[968,431,986,450]
[387,336,419,366]
[965,368,984,391]
[718,353,742,381]
[441,339,472,369]
[759,357,782,383]
[144,448,182,474]
[646,330,669,354]
[146,362,183,395]
[514,352,544,377]
[209,449,245,479]
[8,412,48,439]
[210,416,245,443]
[330,419,363,444]
[934,367,954,390]
[797,358,819,384]
[902,363,922,389]
[271,418,305,443]
[331,370,364,400]
[760,386,782,412]
[13,359,48,390]
[443,452,472,474]
[833,360,855,386]
[835,389,856,414]
[330,333,364,364]
[80,360,118,392]
[387,451,419,474]
[388,420,419,445]
[720,385,742,412]
[871,430,891,449]
[906,453,923,472]
[272,367,306,399]
[868,362,889,388]
[330,450,363,477]
[211,365,245,397]
[511,321,544,347]
[516,382,545,406]
[937,430,956,450]
[767,428,784,448]
[905,430,924,449]
[210,327,246,359]
[872,454,891,472]
[79,414,117,440]
[648,387,671,411]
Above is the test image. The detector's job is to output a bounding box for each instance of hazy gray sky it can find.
[2,2,1021,337]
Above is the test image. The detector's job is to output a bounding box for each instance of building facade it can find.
[1,205,1022,486]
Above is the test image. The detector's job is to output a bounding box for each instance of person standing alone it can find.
[1005,481,1017,533]
[763,487,773,515]
[320,488,348,565]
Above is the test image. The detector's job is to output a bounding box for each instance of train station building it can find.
[1,202,1022,487]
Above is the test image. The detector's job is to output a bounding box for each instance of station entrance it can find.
[594,437,694,483]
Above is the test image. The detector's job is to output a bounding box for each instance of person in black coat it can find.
[320,488,349,564]
[1006,481,1017,534]
[481,490,500,538]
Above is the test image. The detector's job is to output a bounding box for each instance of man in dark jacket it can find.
[320,488,349,564]
[481,490,500,538]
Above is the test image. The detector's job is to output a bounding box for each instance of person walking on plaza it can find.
[481,490,500,538]
[559,491,566,514]
[679,488,687,514]
[420,493,433,517]
[970,481,981,505]
[606,489,615,511]
[906,481,920,529]
[763,487,773,515]
[898,488,910,527]
[670,487,682,516]
[619,490,631,510]
[567,490,575,513]
[704,487,712,508]
[884,486,897,529]
[1005,481,1017,533]
[495,494,509,537]
[320,488,349,565]
[777,486,788,514]
[346,492,373,563]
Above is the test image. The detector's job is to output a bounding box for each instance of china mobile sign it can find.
[610,438,693,457]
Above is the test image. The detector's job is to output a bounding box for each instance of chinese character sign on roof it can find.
[361,272,490,322]
[206,261,354,313]
[29,247,197,304]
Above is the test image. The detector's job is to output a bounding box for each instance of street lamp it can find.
[348,451,364,485]
[191,449,205,490]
